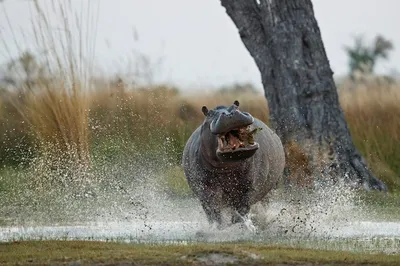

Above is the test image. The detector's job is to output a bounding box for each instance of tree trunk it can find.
[220,0,387,192]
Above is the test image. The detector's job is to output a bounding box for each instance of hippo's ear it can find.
[233,100,240,107]
[201,106,209,116]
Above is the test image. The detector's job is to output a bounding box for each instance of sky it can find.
[0,0,399,90]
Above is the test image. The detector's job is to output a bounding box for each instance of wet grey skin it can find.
[182,100,285,229]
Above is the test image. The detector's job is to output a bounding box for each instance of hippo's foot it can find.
[201,204,222,226]
[232,211,257,233]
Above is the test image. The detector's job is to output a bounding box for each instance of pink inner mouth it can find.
[217,125,258,153]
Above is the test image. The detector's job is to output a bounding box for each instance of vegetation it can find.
[344,34,394,78]
[1,79,400,192]
[1,241,400,265]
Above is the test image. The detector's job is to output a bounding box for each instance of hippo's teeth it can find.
[218,126,258,152]
[218,137,224,149]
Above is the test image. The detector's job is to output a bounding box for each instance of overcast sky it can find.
[1,0,399,90]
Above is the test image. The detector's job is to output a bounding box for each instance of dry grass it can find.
[340,85,400,190]
[88,84,269,143]
[19,82,90,165]
[1,80,400,191]
[0,0,99,169]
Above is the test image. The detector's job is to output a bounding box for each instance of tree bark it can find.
[220,0,387,191]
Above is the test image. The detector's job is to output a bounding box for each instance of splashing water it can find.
[1,155,400,254]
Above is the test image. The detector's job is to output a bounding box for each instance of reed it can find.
[0,0,99,168]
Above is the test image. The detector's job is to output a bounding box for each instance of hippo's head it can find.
[200,100,260,163]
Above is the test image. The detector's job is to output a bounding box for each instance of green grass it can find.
[1,241,399,265]
[355,190,400,221]
[160,166,193,198]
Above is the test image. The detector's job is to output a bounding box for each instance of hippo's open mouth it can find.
[216,125,260,161]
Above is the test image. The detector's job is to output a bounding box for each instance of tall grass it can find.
[21,81,90,166]
[0,0,99,168]
[340,85,400,190]
[2,78,399,190]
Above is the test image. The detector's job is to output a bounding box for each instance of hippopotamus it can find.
[182,100,285,229]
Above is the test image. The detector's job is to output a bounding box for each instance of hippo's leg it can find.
[230,197,257,232]
[200,200,222,225]
[227,183,251,224]
[199,187,223,225]
[231,201,250,224]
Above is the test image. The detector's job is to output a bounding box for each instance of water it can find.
[1,160,400,255]
[2,214,400,243]
[2,220,400,255]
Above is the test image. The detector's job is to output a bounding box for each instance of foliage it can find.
[344,35,394,78]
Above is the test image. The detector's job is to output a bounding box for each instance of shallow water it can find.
[1,164,399,254]
[1,219,400,242]
[1,193,400,254]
